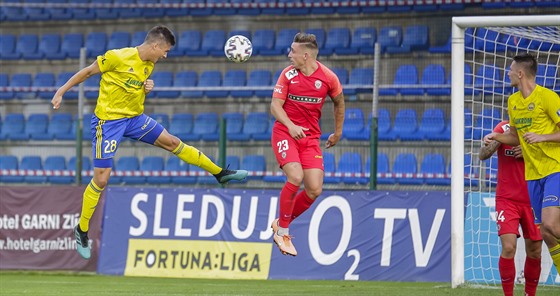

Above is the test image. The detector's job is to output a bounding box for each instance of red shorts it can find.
[495,198,542,241]
[271,128,323,170]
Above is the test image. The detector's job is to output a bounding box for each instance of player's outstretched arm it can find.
[479,140,500,160]
[51,61,101,109]
[484,126,520,147]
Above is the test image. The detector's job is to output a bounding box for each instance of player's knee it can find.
[541,220,560,237]
[307,187,322,199]
[501,243,516,257]
[287,175,304,186]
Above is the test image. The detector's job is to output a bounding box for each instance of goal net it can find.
[451,16,560,288]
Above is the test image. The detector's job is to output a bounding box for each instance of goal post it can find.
[451,15,560,288]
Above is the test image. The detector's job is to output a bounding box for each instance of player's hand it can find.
[523,132,545,144]
[512,145,523,159]
[483,132,498,145]
[288,125,308,140]
[325,133,341,149]
[51,94,63,109]
[144,79,154,94]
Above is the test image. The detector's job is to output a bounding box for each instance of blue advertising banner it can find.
[98,188,451,281]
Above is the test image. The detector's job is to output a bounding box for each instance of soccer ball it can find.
[224,35,253,63]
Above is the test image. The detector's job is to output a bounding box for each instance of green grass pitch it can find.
[1,271,558,295]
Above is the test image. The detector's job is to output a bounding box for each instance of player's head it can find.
[508,53,538,87]
[288,33,318,69]
[143,25,176,63]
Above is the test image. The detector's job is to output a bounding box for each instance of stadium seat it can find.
[107,31,131,51]
[323,152,340,184]
[241,155,266,182]
[55,72,77,100]
[343,108,366,141]
[115,0,142,18]
[199,71,226,98]
[21,156,47,183]
[305,28,326,50]
[332,68,349,86]
[421,153,449,185]
[45,156,73,184]
[325,28,351,56]
[368,153,395,185]
[34,72,56,100]
[378,26,403,53]
[339,152,367,184]
[142,156,169,184]
[11,73,34,100]
[208,0,236,16]
[171,30,202,57]
[361,2,385,13]
[256,0,284,14]
[68,156,92,184]
[422,64,450,96]
[252,29,276,55]
[61,33,84,59]
[223,112,249,141]
[0,113,26,141]
[48,113,73,140]
[474,64,503,95]
[24,33,51,59]
[429,33,451,54]
[166,157,195,185]
[228,30,252,40]
[393,64,424,96]
[131,31,148,47]
[249,69,272,98]
[305,0,335,14]
[26,114,52,140]
[282,0,310,15]
[201,30,227,57]
[2,0,28,21]
[175,71,201,98]
[419,108,448,141]
[117,156,144,184]
[386,25,429,53]
[0,155,23,183]
[473,108,502,141]
[242,112,269,140]
[393,153,422,185]
[261,28,298,56]
[484,156,498,188]
[475,28,505,52]
[85,32,108,58]
[85,74,101,100]
[0,34,19,60]
[336,1,361,14]
[93,0,119,20]
[252,116,274,141]
[537,64,557,88]
[46,0,73,20]
[150,72,177,98]
[346,68,373,95]
[70,0,96,20]
[18,34,41,60]
[150,113,170,130]
[40,34,66,60]
[25,0,50,21]
[188,0,213,16]
[390,109,422,141]
[377,109,396,141]
[0,73,12,100]
[138,0,166,18]
[224,70,251,98]
[193,112,219,141]
[169,113,197,141]
[162,0,189,17]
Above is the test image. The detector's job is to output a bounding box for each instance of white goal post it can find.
[451,15,560,288]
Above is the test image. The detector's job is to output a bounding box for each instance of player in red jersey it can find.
[269,32,345,256]
[480,121,542,296]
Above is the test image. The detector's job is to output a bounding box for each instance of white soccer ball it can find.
[224,35,253,63]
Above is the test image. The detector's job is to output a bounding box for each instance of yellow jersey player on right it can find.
[485,53,560,276]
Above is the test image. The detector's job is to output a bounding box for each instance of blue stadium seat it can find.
[193,112,219,141]
[261,28,298,56]
[257,0,285,14]
[107,31,131,50]
[70,0,96,20]
[171,30,202,57]
[346,68,373,95]
[0,73,12,100]
[332,68,348,86]
[68,156,92,184]
[241,155,266,182]
[462,154,479,187]
[390,109,422,141]
[11,73,34,100]
[0,34,19,60]
[337,0,361,14]
[223,112,249,141]
[150,113,170,130]
[252,29,276,55]
[228,30,251,40]
[85,74,101,99]
[252,116,274,141]
[117,156,144,184]
[249,69,272,98]
[325,28,351,56]
[368,153,395,184]
[201,30,227,57]
[413,3,437,12]
[46,0,73,20]
[377,109,396,141]
[26,113,52,140]
[535,1,560,7]
[537,64,557,88]
[323,152,340,183]
[116,0,142,18]
[429,33,451,54]
[339,152,367,184]
[484,156,498,188]
[61,33,84,59]
[48,113,73,140]
[343,108,366,141]
[166,157,195,185]
[142,156,169,184]
[94,0,119,19]
[224,155,241,171]
[474,64,502,95]
[305,0,335,14]
[199,71,226,98]
[422,64,450,96]
[208,0,236,16]
[131,31,148,47]
[40,34,66,60]
[2,0,27,21]
[0,155,23,183]
[24,0,51,21]
[386,25,429,53]
[0,113,26,141]
[138,0,166,18]
[475,28,504,52]
[169,113,197,141]
[393,153,422,185]
[419,108,448,141]
[55,72,77,100]
[150,72,177,98]
[85,32,108,58]
[67,113,93,142]
[305,28,326,50]
[18,34,40,60]
[421,153,449,185]
[21,156,46,183]
[243,112,269,140]
[188,0,213,16]
[378,26,402,53]
[339,27,373,55]
[395,64,423,96]
[473,108,502,140]
[33,72,56,100]
[224,70,251,98]
[282,0,310,15]
[162,0,189,17]
[192,155,216,184]
[45,156,73,184]
[176,71,201,98]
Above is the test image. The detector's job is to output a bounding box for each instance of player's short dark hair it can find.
[513,53,537,77]
[145,25,176,46]
[293,33,318,50]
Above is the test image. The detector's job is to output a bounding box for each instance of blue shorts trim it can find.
[527,172,560,224]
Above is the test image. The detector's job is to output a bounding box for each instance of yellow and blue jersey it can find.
[508,85,560,180]
[95,47,154,120]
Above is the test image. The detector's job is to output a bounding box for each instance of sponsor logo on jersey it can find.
[274,85,283,94]
[501,123,510,133]
[505,149,514,156]
[543,195,559,203]
[514,118,532,130]
[285,69,298,80]
[288,94,322,103]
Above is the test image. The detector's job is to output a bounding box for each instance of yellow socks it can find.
[551,240,560,274]
[79,180,103,232]
[172,141,221,175]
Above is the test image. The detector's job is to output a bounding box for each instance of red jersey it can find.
[272,61,342,139]
[494,121,530,205]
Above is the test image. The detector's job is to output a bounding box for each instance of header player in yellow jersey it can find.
[485,53,560,275]
[51,25,248,260]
